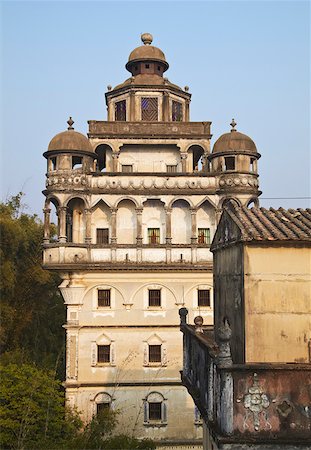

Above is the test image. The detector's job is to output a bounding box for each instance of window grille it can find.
[198,228,210,244]
[148,228,160,244]
[122,165,133,173]
[141,97,158,121]
[115,100,126,121]
[172,100,183,122]
[225,156,235,170]
[149,289,161,307]
[96,228,109,244]
[198,290,210,307]
[149,345,162,363]
[98,345,110,363]
[98,289,111,307]
[166,165,177,173]
[148,402,162,421]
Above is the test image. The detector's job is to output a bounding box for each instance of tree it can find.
[0,194,65,376]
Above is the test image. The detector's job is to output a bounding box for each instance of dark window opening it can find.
[135,66,138,71]
[115,100,126,121]
[149,402,162,421]
[198,290,210,307]
[50,157,56,170]
[145,64,150,69]
[148,228,160,244]
[97,403,110,415]
[98,289,111,307]
[96,228,109,244]
[172,100,183,122]
[225,156,235,171]
[198,228,210,244]
[149,345,161,363]
[122,165,133,173]
[141,97,158,121]
[98,345,110,363]
[157,65,161,71]
[66,211,73,243]
[167,165,177,173]
[250,157,255,171]
[149,289,161,307]
[72,156,83,169]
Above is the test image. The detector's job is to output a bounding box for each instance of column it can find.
[43,207,51,243]
[110,207,117,244]
[190,208,197,244]
[180,152,188,172]
[202,152,209,172]
[112,152,120,172]
[107,99,114,121]
[85,209,92,244]
[130,91,136,121]
[185,99,190,122]
[135,208,143,245]
[165,207,172,244]
[162,91,169,121]
[215,207,222,225]
[58,206,67,243]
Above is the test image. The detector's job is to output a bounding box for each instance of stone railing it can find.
[179,309,311,445]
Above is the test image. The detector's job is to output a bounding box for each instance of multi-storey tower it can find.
[42,34,261,446]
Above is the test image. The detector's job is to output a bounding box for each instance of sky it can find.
[1,0,310,217]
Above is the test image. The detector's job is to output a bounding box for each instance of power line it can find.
[260,197,310,200]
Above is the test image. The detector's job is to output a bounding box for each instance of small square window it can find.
[98,345,110,363]
[97,402,110,415]
[149,402,162,421]
[157,66,161,71]
[148,228,160,244]
[166,165,177,173]
[149,289,161,307]
[141,97,158,121]
[98,289,111,307]
[149,345,161,363]
[198,228,210,244]
[122,165,133,173]
[97,228,109,244]
[145,64,150,68]
[225,156,235,170]
[198,290,210,307]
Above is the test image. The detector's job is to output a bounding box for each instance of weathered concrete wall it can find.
[244,246,311,363]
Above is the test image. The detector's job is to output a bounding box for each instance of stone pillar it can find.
[107,99,114,121]
[217,320,233,434]
[202,153,209,172]
[215,207,222,225]
[162,91,169,121]
[185,99,190,122]
[112,152,120,172]
[190,208,197,244]
[58,206,67,243]
[110,207,117,244]
[129,91,136,121]
[135,207,143,245]
[43,207,51,243]
[165,207,172,244]
[85,209,92,244]
[180,152,188,172]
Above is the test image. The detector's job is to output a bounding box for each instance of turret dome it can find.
[126,33,169,73]
[212,120,258,154]
[47,117,93,153]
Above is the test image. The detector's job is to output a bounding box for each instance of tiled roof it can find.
[226,202,311,242]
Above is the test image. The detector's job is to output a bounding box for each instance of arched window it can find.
[171,200,191,244]
[188,145,204,172]
[93,392,113,416]
[95,144,113,172]
[116,199,137,244]
[66,198,85,243]
[144,392,167,425]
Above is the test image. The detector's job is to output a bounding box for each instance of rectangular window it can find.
[225,156,235,170]
[72,156,83,169]
[97,403,110,415]
[50,157,56,170]
[149,345,162,363]
[149,289,161,307]
[172,100,183,122]
[250,157,255,171]
[141,97,158,121]
[115,100,126,121]
[98,289,111,307]
[148,228,160,244]
[198,228,210,244]
[198,290,210,307]
[98,345,110,363]
[166,165,177,173]
[149,402,162,421]
[96,228,109,244]
[122,165,133,173]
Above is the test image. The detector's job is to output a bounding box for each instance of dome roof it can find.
[47,118,93,153]
[212,120,258,154]
[126,33,169,72]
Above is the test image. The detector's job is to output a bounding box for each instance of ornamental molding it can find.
[218,175,259,188]
[93,177,215,190]
[46,174,89,188]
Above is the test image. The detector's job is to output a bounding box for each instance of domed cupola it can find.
[44,117,95,173]
[126,33,169,76]
[209,120,261,206]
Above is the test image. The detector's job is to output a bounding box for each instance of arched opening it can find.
[66,198,85,243]
[72,156,83,170]
[44,197,60,242]
[171,199,191,244]
[197,201,215,245]
[116,199,137,244]
[95,144,113,172]
[221,198,241,209]
[142,199,166,244]
[247,198,259,208]
[188,145,204,172]
[91,201,111,244]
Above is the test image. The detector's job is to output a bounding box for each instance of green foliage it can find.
[0,193,65,376]
[0,363,81,450]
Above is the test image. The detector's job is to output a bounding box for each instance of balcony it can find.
[88,121,211,139]
[179,310,311,446]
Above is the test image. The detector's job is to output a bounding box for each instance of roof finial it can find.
[230,118,237,132]
[141,32,153,45]
[67,116,74,130]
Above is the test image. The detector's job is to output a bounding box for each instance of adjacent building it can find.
[42,34,261,446]
[180,202,311,449]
